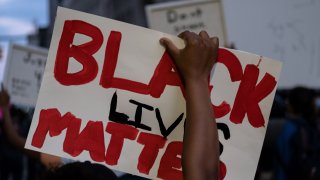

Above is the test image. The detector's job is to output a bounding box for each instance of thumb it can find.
[160,37,179,59]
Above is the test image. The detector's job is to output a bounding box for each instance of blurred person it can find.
[311,94,320,179]
[0,85,40,159]
[0,105,26,180]
[275,87,318,180]
[0,85,64,179]
[42,161,118,180]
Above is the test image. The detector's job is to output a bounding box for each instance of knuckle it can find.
[199,30,208,37]
[203,39,210,47]
[200,40,207,48]
[183,30,191,34]
[188,38,199,46]
[180,31,191,37]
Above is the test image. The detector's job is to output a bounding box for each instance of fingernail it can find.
[213,37,219,44]
[159,39,166,46]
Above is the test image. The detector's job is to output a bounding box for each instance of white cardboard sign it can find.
[4,44,48,107]
[146,0,227,46]
[25,7,282,180]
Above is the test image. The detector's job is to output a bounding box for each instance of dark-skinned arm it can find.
[160,31,220,180]
[0,86,40,160]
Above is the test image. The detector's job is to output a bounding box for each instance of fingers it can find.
[199,31,210,39]
[178,31,199,46]
[179,31,214,48]
[210,37,219,47]
[160,37,179,58]
[178,31,192,39]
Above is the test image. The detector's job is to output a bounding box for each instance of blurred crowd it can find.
[256,87,320,180]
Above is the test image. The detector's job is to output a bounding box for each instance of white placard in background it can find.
[146,0,227,46]
[4,44,48,107]
[223,0,320,88]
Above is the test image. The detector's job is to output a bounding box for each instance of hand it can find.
[161,31,220,179]
[160,30,219,84]
[0,84,10,107]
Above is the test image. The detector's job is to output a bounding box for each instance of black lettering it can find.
[109,91,130,124]
[195,8,202,17]
[179,13,187,20]
[167,10,178,23]
[35,70,42,91]
[128,99,153,131]
[217,123,230,155]
[155,108,184,139]
[109,92,152,131]
[23,52,31,63]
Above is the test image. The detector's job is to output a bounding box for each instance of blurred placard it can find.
[4,44,48,107]
[146,0,227,45]
[223,0,320,88]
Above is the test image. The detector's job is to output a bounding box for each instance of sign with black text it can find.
[146,0,227,45]
[4,44,48,106]
[25,7,282,180]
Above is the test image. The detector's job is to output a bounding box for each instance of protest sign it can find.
[25,7,282,180]
[145,0,227,46]
[3,44,48,107]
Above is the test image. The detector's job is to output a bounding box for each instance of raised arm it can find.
[160,31,219,180]
[0,86,40,159]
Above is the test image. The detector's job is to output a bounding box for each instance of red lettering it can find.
[100,34,184,98]
[217,48,243,82]
[212,48,244,118]
[219,161,227,180]
[105,122,139,165]
[149,52,184,98]
[137,132,166,174]
[63,114,81,156]
[230,64,277,127]
[212,101,231,119]
[55,20,103,85]
[32,109,106,162]
[32,108,65,148]
[100,31,150,94]
[33,108,229,179]
[72,121,106,162]
[31,109,82,153]
[158,141,183,180]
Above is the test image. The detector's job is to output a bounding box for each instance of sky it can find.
[0,0,48,81]
[0,0,49,40]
